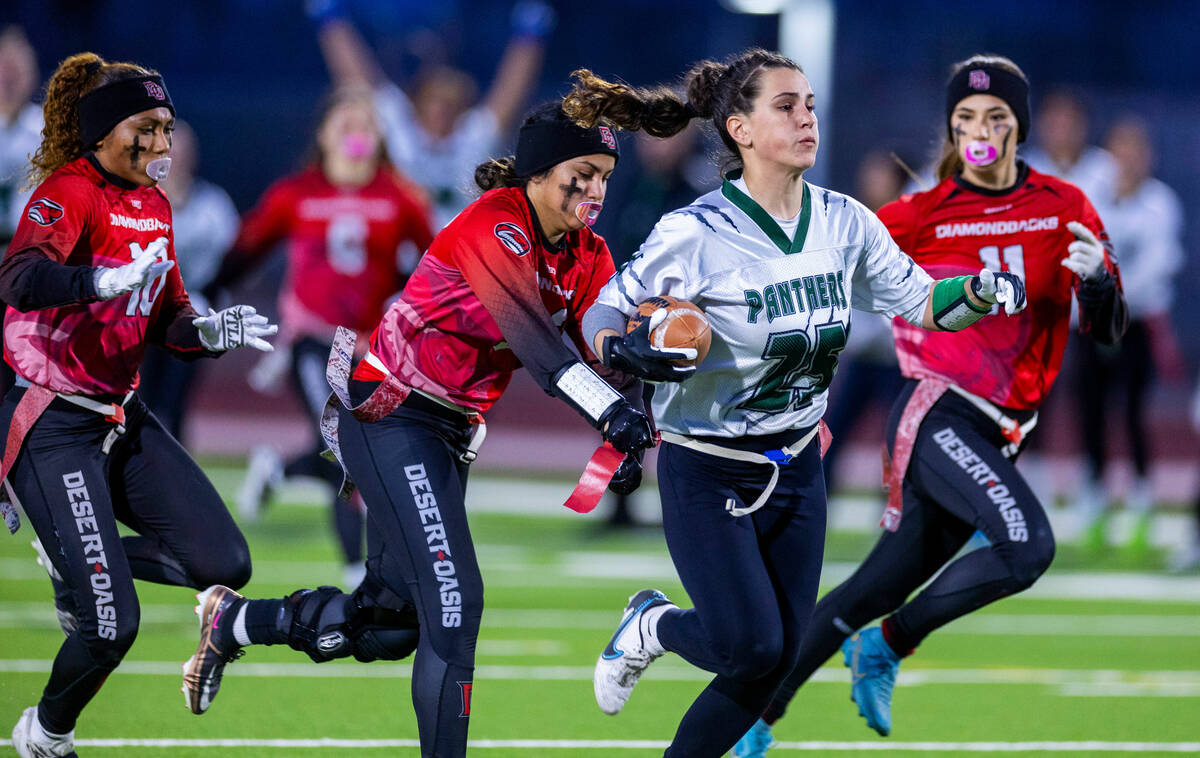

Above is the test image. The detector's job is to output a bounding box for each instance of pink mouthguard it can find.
[963,141,998,166]
[575,201,602,226]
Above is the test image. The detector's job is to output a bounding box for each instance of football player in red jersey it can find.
[733,54,1129,754]
[203,87,434,582]
[181,100,655,757]
[0,53,277,758]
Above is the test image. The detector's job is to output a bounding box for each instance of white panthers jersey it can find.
[595,174,933,438]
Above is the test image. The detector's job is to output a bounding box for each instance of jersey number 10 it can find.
[125,241,169,317]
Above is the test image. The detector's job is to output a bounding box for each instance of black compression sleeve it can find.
[0,249,100,311]
[1076,272,1129,346]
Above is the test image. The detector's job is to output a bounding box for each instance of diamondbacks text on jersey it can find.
[883,163,1120,409]
[595,174,934,437]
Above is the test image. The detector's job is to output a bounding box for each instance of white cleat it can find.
[594,589,675,715]
[11,705,76,758]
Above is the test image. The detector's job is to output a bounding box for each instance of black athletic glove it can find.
[603,317,696,384]
[600,401,654,455]
[608,451,643,495]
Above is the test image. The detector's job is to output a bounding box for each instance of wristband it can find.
[931,275,989,331]
[551,360,623,428]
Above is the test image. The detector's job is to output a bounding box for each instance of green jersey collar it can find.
[721,170,811,254]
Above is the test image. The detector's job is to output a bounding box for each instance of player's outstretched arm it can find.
[309,0,385,88]
[483,1,555,133]
[921,269,1026,331]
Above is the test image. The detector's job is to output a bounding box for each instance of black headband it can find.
[514,113,620,177]
[945,65,1030,143]
[78,75,175,147]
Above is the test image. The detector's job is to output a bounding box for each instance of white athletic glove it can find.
[971,268,1027,315]
[93,237,174,300]
[193,305,278,353]
[1061,221,1106,281]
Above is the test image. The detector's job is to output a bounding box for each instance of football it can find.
[626,296,711,366]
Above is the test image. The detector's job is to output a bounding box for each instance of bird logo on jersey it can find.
[27,198,64,226]
[493,222,531,257]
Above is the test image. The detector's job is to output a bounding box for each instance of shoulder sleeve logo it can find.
[27,198,65,226]
[493,221,531,257]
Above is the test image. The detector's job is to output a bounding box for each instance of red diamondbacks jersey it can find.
[360,186,620,413]
[4,157,194,395]
[882,165,1119,410]
[233,166,433,337]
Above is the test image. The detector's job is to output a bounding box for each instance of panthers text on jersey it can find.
[882,163,1119,410]
[4,156,196,395]
[595,173,933,437]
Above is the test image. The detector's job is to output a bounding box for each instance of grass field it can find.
[3,467,1199,757]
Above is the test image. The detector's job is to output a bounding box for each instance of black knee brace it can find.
[280,586,354,663]
[346,581,419,662]
[280,584,420,663]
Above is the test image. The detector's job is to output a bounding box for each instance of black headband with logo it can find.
[945,65,1030,142]
[78,75,175,147]
[514,111,620,177]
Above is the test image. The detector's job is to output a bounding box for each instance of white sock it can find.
[32,708,71,741]
[232,603,251,647]
[640,604,673,657]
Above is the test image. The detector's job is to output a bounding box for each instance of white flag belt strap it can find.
[16,377,132,454]
[945,384,1037,457]
[659,425,821,518]
[363,350,486,462]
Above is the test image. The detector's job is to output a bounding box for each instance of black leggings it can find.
[764,382,1055,723]
[655,430,827,758]
[3,387,250,733]
[1077,319,1152,480]
[337,384,481,758]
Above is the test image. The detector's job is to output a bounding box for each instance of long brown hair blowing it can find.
[563,48,802,174]
[28,52,160,187]
[935,54,1029,182]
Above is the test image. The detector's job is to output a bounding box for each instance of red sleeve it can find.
[876,195,918,254]
[6,175,95,264]
[448,207,580,394]
[206,178,296,294]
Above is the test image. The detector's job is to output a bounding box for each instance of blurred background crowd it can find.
[2,0,1198,570]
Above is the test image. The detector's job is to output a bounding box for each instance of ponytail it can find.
[562,69,694,139]
[474,156,522,192]
[28,52,160,187]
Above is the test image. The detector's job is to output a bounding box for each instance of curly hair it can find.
[27,52,160,187]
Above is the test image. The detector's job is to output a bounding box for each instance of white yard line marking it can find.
[69,738,1200,751]
[3,659,1199,696]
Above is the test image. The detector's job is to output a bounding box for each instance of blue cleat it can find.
[731,717,775,757]
[841,627,899,736]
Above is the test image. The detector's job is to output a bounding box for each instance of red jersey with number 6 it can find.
[882,163,1120,410]
[231,166,433,340]
[4,156,193,396]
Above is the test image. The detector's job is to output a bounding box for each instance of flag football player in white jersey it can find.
[571,49,1026,757]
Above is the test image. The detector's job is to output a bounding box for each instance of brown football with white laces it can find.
[626,296,711,366]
